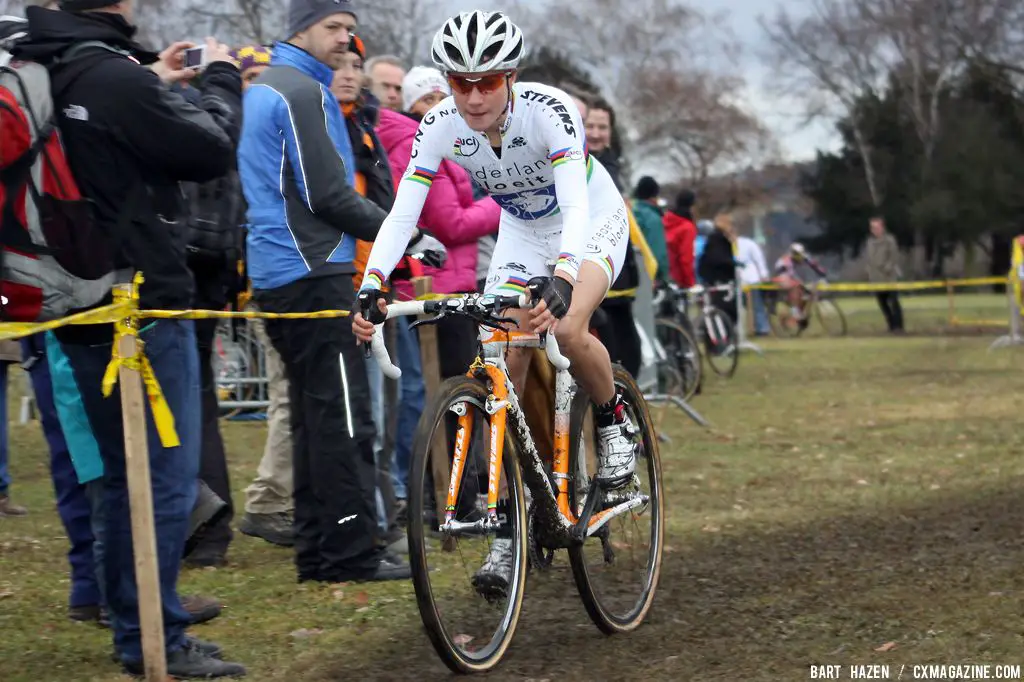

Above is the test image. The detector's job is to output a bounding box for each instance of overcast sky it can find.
[447,0,842,164]
[720,0,841,162]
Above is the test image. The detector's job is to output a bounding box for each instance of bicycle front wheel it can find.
[408,376,528,674]
[703,309,739,378]
[815,297,848,337]
[567,365,664,634]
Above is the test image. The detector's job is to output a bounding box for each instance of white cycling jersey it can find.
[360,82,626,292]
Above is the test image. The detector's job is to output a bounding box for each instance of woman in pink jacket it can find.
[375,66,500,502]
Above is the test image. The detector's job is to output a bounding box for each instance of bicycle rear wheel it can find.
[815,298,848,337]
[654,317,701,400]
[703,309,739,378]
[408,376,528,674]
[567,365,664,634]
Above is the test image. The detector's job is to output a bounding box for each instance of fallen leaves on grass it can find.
[290,628,324,639]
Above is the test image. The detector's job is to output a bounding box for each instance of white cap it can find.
[402,66,450,112]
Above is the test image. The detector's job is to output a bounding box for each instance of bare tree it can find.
[630,68,776,187]
[355,0,447,67]
[759,0,888,206]
[519,0,772,187]
[943,0,1024,82]
[184,0,286,46]
[857,0,960,165]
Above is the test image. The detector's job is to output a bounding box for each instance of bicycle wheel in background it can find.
[815,297,848,337]
[407,376,528,674]
[567,365,664,634]
[654,317,701,400]
[702,308,739,378]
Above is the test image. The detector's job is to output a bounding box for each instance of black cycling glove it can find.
[540,276,574,319]
[355,289,388,324]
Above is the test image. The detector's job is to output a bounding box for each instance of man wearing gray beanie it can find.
[238,0,411,585]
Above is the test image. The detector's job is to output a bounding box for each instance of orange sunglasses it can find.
[446,72,510,95]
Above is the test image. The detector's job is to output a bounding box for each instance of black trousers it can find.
[193,319,234,554]
[596,299,642,379]
[876,292,904,331]
[255,275,383,581]
[436,314,479,380]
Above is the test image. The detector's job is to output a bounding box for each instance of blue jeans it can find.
[751,289,771,335]
[392,318,424,500]
[0,361,9,495]
[22,334,102,609]
[59,320,201,662]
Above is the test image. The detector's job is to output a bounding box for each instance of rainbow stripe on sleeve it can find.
[407,166,436,187]
[496,275,529,294]
[364,269,385,289]
[548,147,573,168]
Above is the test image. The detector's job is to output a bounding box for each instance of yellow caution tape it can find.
[0,300,132,342]
[744,276,1007,293]
[99,274,180,448]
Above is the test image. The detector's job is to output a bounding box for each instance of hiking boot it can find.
[184,545,228,568]
[123,641,245,679]
[0,494,27,517]
[472,538,514,599]
[184,481,229,559]
[238,511,294,547]
[361,553,411,582]
[69,604,110,627]
[181,594,221,625]
[113,636,220,665]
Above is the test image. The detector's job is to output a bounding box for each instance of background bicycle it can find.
[766,281,848,338]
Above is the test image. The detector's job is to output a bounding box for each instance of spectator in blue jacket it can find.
[237,0,408,583]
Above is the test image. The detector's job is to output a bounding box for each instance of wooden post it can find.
[745,288,756,337]
[117,331,168,681]
[412,276,455,551]
[946,281,956,328]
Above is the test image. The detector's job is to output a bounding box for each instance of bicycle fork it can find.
[440,364,510,536]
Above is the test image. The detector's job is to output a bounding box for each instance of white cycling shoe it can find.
[595,416,639,489]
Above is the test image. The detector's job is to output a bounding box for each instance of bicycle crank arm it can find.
[585,494,650,537]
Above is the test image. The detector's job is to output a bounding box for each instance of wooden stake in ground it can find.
[118,328,168,681]
[412,276,455,551]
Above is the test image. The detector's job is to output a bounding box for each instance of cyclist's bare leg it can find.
[497,307,534,398]
[551,260,615,405]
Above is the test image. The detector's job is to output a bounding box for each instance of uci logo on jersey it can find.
[454,136,480,157]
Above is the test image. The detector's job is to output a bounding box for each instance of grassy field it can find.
[2,292,1024,681]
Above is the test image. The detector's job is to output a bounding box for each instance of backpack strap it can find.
[58,40,132,64]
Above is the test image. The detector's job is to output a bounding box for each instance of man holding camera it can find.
[238,0,409,584]
[15,0,246,676]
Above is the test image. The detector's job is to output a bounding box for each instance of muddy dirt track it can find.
[290,483,1024,681]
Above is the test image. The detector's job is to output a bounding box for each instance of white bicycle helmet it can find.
[790,242,807,257]
[430,10,524,74]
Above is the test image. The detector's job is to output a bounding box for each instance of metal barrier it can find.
[213,318,270,413]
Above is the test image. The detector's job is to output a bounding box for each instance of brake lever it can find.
[408,312,446,331]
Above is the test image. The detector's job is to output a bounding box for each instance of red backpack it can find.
[0,40,118,322]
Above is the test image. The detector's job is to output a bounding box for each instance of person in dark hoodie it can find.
[698,207,740,324]
[15,1,246,677]
[586,98,642,377]
[172,78,247,569]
